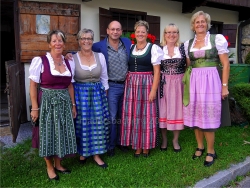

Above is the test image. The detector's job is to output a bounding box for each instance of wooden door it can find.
[99,7,112,41]
[146,15,161,45]
[19,1,81,62]
[5,60,25,142]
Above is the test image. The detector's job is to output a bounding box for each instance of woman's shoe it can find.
[160,147,167,151]
[79,157,87,164]
[143,149,150,158]
[54,168,71,174]
[47,172,59,181]
[204,152,217,167]
[96,163,108,168]
[134,149,142,157]
[173,146,182,153]
[192,148,205,160]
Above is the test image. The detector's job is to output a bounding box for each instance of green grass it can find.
[1,126,249,187]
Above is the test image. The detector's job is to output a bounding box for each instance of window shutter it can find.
[99,7,112,41]
[222,24,237,48]
[146,15,160,45]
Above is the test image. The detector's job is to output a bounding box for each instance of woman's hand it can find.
[72,106,77,118]
[65,53,73,60]
[30,110,39,123]
[149,90,157,102]
[222,86,229,100]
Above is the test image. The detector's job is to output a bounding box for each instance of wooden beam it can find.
[182,0,207,13]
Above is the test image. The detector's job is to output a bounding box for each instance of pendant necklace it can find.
[135,43,148,63]
[196,38,205,42]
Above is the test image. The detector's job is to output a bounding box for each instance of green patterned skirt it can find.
[39,88,77,158]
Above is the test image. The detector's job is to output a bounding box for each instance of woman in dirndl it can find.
[183,11,231,167]
[70,28,109,168]
[158,23,186,152]
[29,30,77,181]
[121,20,164,157]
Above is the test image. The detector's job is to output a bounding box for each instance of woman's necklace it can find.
[80,51,93,65]
[135,43,148,64]
[196,38,205,42]
[136,43,148,51]
[53,57,63,66]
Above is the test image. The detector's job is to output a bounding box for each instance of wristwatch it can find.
[222,83,228,86]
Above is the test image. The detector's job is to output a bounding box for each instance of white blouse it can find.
[184,32,229,58]
[131,43,164,65]
[68,52,109,90]
[162,46,182,59]
[29,52,74,83]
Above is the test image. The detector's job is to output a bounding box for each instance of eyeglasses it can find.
[109,28,122,32]
[80,37,93,41]
[165,31,179,35]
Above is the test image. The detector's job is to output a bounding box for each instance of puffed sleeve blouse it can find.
[184,32,229,58]
[131,43,164,65]
[69,52,109,90]
[29,52,74,83]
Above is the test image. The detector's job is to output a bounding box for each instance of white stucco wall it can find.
[24,0,239,119]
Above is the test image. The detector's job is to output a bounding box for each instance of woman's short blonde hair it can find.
[160,23,180,47]
[134,20,149,32]
[190,11,211,32]
[47,30,66,43]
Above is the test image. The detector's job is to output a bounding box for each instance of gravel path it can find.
[0,122,32,148]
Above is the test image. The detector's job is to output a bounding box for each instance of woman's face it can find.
[164,26,179,45]
[49,34,65,54]
[135,26,148,43]
[194,15,207,34]
[79,33,93,51]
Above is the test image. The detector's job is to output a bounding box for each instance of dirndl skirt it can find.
[158,73,184,130]
[74,82,109,157]
[39,88,77,158]
[183,67,221,129]
[121,72,157,150]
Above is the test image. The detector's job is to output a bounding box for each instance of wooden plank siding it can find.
[19,1,80,63]
[208,0,250,7]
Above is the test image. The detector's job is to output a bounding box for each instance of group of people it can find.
[29,10,230,181]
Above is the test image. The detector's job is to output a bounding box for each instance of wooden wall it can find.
[19,1,80,63]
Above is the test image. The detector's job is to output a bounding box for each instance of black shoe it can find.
[79,157,87,164]
[117,145,129,152]
[134,153,141,157]
[192,148,205,160]
[47,172,59,181]
[55,168,71,174]
[173,145,182,153]
[160,147,167,151]
[107,149,115,157]
[143,150,150,158]
[204,152,217,167]
[97,163,108,168]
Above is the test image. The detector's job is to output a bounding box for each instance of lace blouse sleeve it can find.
[99,53,109,90]
[215,34,229,55]
[184,40,190,59]
[28,57,43,83]
[151,44,164,65]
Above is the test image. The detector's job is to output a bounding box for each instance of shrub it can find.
[245,51,250,64]
[230,83,250,122]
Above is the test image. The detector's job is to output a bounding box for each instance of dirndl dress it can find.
[183,34,231,130]
[37,55,77,158]
[121,43,158,150]
[158,43,186,130]
[73,52,109,157]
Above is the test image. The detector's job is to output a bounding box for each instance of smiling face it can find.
[194,15,208,34]
[135,25,148,43]
[79,33,93,51]
[49,34,65,54]
[164,25,179,45]
[107,21,122,41]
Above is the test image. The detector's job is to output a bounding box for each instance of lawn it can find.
[0,125,249,187]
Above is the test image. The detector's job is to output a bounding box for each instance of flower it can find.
[122,32,156,44]
[224,35,231,46]
[224,35,235,58]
